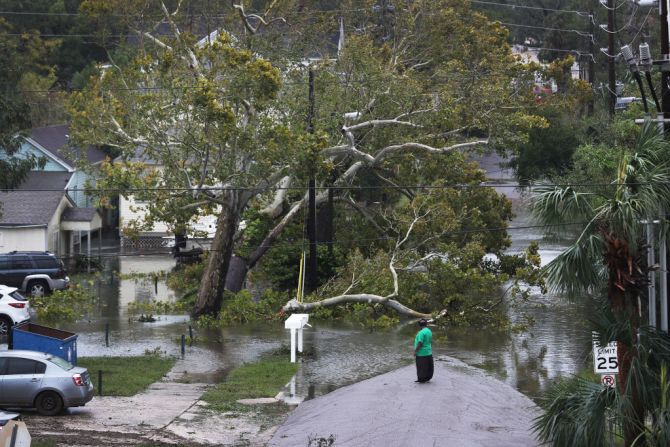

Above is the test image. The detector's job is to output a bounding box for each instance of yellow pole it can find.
[301,251,306,302]
[297,252,305,303]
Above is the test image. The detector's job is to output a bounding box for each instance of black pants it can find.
[415,355,433,382]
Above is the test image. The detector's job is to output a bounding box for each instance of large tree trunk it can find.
[225,255,248,293]
[192,191,242,317]
[604,233,643,447]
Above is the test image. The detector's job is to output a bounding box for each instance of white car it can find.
[0,285,30,342]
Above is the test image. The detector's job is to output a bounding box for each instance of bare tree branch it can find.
[283,295,431,318]
[135,28,173,51]
[259,175,291,218]
[232,0,286,34]
[344,119,422,133]
[160,1,201,74]
[374,140,489,164]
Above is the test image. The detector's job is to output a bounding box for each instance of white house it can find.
[116,154,217,250]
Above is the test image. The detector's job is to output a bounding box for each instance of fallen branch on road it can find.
[282,295,432,319]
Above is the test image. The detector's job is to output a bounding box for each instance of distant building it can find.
[0,125,106,255]
[0,172,102,255]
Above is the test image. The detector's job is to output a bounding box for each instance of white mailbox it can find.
[284,313,310,363]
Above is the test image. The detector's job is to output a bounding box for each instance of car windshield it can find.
[47,356,73,371]
[9,291,26,302]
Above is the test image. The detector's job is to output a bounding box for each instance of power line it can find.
[1,23,595,40]
[50,220,587,260]
[499,21,593,39]
[4,182,667,193]
[0,7,366,18]
[471,0,591,19]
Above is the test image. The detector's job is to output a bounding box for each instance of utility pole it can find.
[625,1,670,332]
[607,0,616,116]
[588,9,595,115]
[660,0,670,331]
[326,172,334,257]
[662,0,670,129]
[306,69,318,293]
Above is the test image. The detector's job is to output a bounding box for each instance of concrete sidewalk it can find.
[269,357,541,447]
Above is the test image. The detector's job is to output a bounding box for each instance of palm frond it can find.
[543,233,605,297]
[531,185,596,230]
[590,301,632,347]
[533,376,614,447]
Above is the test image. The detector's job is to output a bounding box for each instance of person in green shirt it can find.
[414,318,433,383]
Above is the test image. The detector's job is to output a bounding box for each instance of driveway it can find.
[269,357,541,447]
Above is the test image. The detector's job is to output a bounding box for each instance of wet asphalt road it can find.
[269,357,541,447]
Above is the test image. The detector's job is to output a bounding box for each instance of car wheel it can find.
[35,391,64,416]
[0,316,11,341]
[28,280,49,297]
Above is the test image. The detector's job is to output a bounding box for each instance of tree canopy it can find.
[68,0,548,320]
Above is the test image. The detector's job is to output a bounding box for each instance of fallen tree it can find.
[70,0,551,319]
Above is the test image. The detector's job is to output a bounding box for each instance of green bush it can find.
[31,283,94,324]
[167,259,205,293]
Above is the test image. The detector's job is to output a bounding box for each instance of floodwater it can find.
[54,197,591,403]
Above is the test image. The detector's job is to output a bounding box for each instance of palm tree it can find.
[531,123,670,446]
[533,321,670,447]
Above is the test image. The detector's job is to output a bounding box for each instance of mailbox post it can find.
[284,314,310,363]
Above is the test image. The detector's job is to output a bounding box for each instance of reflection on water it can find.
[60,199,592,402]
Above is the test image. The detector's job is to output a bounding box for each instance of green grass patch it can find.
[202,356,299,413]
[30,440,58,447]
[78,355,176,396]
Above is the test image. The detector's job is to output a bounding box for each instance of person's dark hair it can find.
[418,318,428,327]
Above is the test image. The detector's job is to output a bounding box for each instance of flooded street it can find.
[53,194,593,404]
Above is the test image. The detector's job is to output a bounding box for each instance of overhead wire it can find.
[5,182,668,193]
[0,7,367,18]
[470,0,592,21]
[50,219,591,260]
[499,21,593,39]
[598,3,639,34]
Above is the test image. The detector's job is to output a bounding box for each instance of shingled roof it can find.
[29,124,106,167]
[14,171,73,191]
[61,207,98,222]
[0,190,69,226]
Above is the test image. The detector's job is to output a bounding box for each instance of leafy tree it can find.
[1,0,108,84]
[0,19,52,192]
[512,107,582,183]
[69,0,545,318]
[532,124,670,446]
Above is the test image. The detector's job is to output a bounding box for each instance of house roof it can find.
[0,190,68,226]
[29,124,107,168]
[14,172,73,191]
[61,207,98,222]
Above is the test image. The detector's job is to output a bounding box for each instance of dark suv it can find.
[0,252,69,296]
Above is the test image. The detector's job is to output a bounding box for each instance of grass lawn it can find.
[78,356,176,396]
[202,355,299,413]
[30,440,57,447]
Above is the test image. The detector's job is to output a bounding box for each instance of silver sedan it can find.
[0,350,94,415]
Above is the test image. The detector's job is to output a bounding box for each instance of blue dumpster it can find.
[12,323,78,365]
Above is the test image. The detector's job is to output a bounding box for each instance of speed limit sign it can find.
[593,333,619,374]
